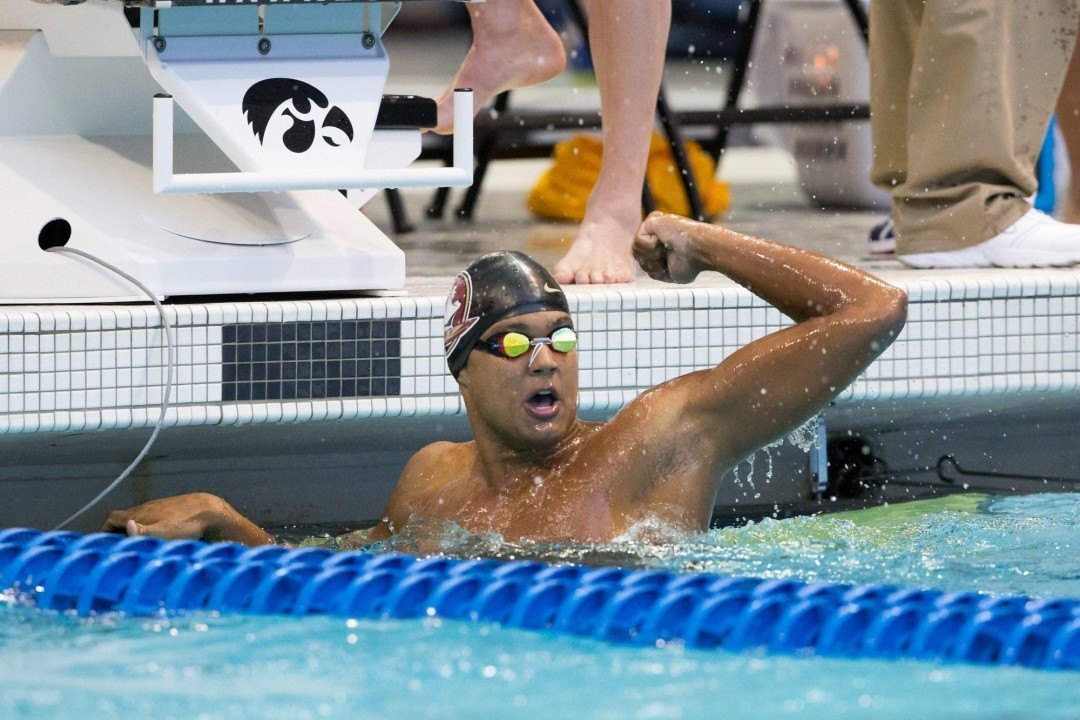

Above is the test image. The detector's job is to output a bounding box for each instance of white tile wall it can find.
[2,271,1079,434]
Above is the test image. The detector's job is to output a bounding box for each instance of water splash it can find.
[786,415,820,454]
[732,417,817,495]
[372,493,1079,598]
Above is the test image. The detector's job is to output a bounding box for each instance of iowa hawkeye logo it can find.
[242,78,354,153]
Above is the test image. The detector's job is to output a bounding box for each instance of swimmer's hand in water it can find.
[101,493,273,547]
[633,212,708,284]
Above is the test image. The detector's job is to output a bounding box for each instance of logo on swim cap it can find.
[444,271,479,358]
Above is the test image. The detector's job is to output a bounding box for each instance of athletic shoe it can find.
[868,218,896,254]
[898,209,1080,269]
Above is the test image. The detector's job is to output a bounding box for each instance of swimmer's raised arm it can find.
[629,212,906,473]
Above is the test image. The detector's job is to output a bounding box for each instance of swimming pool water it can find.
[1,493,1077,719]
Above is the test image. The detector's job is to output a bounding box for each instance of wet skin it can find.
[368,310,732,543]
[102,214,907,546]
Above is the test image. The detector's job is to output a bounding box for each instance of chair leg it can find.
[455,91,511,220]
[383,188,414,234]
[656,84,708,221]
[564,0,589,46]
[642,178,657,216]
[708,0,763,164]
[425,175,452,220]
[841,0,869,45]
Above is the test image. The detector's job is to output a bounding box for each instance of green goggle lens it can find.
[550,326,577,353]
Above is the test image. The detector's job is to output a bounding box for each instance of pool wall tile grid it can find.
[221,319,401,402]
[1,273,1078,434]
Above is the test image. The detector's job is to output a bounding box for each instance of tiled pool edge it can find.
[2,271,1078,434]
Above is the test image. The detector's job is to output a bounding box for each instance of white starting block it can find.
[0,0,473,302]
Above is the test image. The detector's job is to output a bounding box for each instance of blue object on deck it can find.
[1034,117,1058,215]
[1,529,1078,671]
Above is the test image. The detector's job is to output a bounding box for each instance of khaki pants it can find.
[870,0,1079,254]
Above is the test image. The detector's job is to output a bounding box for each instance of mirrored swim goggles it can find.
[476,326,578,366]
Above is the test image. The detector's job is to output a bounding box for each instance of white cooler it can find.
[748,0,890,210]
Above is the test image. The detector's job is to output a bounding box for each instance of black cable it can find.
[936,455,1080,487]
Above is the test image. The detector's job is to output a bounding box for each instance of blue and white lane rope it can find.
[1,528,1077,671]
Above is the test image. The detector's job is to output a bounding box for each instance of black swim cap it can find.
[443,251,570,378]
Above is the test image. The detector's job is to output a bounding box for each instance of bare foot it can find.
[553,204,640,284]
[433,9,566,135]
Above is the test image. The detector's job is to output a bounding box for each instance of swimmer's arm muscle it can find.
[634,213,907,467]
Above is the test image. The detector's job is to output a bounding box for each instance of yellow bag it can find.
[527,131,730,222]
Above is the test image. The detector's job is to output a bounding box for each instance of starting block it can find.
[0,0,473,302]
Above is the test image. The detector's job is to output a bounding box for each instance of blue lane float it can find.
[1,528,1078,670]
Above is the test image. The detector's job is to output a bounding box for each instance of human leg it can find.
[1058,14,1080,223]
[895,0,1079,262]
[866,0,921,255]
[552,0,671,285]
[433,0,566,135]
[868,0,919,197]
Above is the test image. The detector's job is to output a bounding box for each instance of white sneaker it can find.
[899,209,1080,269]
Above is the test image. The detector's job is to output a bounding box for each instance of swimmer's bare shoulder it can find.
[366,440,466,541]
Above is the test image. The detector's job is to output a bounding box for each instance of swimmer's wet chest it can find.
[442,459,645,541]
[420,426,674,538]
[465,485,624,543]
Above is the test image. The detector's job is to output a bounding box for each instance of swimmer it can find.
[102,214,907,545]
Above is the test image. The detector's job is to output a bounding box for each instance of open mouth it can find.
[525,388,560,418]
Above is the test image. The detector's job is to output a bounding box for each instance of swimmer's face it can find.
[458,310,579,450]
